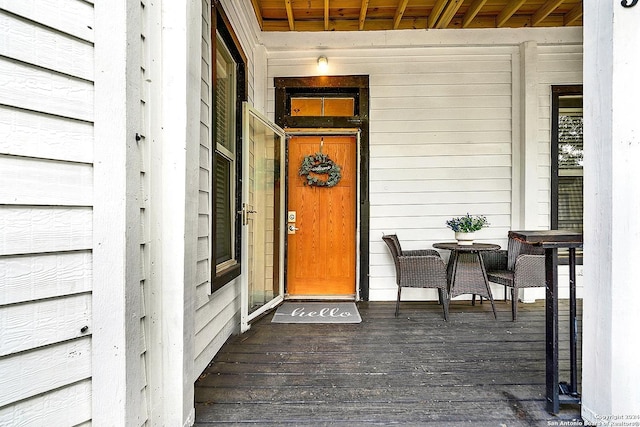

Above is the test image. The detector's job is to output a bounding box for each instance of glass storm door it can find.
[240,103,286,332]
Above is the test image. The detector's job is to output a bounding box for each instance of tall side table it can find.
[433,242,501,319]
[508,230,583,414]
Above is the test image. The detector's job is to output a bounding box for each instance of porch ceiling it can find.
[250,0,583,32]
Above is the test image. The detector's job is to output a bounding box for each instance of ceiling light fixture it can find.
[317,56,328,73]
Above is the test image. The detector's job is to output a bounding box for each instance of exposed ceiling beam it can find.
[436,0,465,29]
[428,0,449,29]
[532,0,564,26]
[285,0,295,31]
[462,0,488,28]
[393,0,410,30]
[359,0,370,30]
[252,0,583,32]
[497,0,527,27]
[564,2,583,25]
[325,0,329,31]
[250,0,263,29]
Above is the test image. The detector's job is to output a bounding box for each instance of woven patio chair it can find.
[382,234,449,320]
[481,232,545,321]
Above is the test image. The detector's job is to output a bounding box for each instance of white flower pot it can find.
[455,231,476,245]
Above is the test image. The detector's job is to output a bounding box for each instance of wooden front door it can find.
[287,135,357,297]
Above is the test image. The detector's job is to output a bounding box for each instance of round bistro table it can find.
[432,242,501,319]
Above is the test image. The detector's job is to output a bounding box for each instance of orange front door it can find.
[287,135,357,297]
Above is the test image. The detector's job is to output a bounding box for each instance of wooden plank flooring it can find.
[195,299,583,426]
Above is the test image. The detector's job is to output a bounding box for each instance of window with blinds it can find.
[215,39,235,155]
[557,112,583,232]
[214,32,237,273]
[211,0,249,292]
[552,87,583,264]
[214,154,232,265]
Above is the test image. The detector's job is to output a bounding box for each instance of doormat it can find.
[271,302,362,324]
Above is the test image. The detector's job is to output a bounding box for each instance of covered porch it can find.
[194,299,582,425]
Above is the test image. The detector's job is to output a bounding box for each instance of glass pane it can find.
[558,96,583,233]
[291,98,323,116]
[324,98,355,116]
[555,93,583,262]
[214,155,232,265]
[215,33,235,154]
[290,97,355,116]
[246,111,283,316]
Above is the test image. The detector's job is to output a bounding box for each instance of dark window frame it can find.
[551,85,583,265]
[212,1,247,291]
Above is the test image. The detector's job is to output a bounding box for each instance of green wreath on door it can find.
[299,152,342,188]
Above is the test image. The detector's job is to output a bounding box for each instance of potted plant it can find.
[445,214,489,245]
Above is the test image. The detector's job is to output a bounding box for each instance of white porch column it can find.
[517,40,540,231]
[93,0,145,424]
[582,1,640,424]
[145,0,199,425]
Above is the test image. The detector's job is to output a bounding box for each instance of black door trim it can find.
[275,75,370,300]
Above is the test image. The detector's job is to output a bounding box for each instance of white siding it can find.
[197,0,213,333]
[194,0,214,356]
[261,28,583,302]
[194,0,215,380]
[367,49,515,256]
[0,1,94,424]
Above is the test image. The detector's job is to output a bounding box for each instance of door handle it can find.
[288,224,299,234]
[238,203,258,226]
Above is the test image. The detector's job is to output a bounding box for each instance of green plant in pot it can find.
[446,214,489,245]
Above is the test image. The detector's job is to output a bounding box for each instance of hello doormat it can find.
[271,302,362,324]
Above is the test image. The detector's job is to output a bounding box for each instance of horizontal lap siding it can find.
[0,1,94,424]
[194,0,215,379]
[195,0,212,317]
[267,47,514,301]
[370,51,514,300]
[0,380,91,426]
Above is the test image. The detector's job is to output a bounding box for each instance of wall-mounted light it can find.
[317,56,328,73]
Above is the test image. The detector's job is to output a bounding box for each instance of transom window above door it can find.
[290,97,355,117]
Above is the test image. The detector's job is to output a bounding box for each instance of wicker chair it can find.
[382,234,449,320]
[481,232,545,321]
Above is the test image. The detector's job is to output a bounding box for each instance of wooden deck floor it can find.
[195,299,583,426]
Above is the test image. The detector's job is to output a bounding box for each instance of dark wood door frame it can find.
[550,85,583,266]
[275,75,370,300]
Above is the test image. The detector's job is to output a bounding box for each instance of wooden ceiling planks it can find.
[252,0,583,32]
